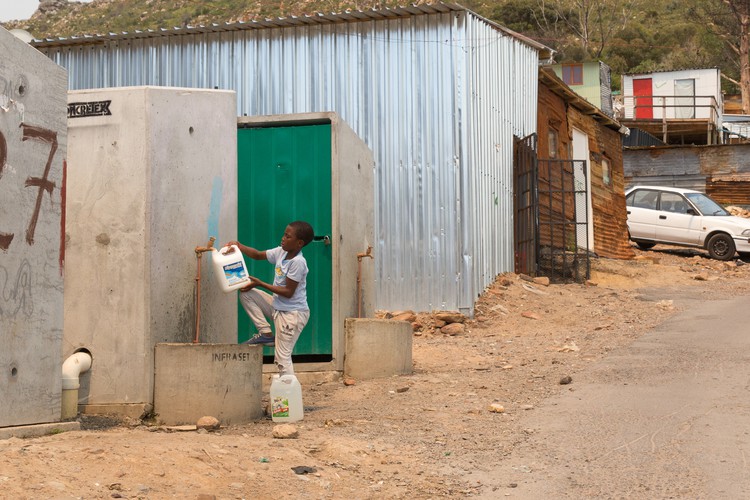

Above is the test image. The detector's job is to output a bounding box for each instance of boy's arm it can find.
[225,241,266,261]
[242,276,299,298]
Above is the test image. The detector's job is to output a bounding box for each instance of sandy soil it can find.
[2,243,750,499]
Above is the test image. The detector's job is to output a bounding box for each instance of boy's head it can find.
[288,221,314,247]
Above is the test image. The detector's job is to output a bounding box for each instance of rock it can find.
[585,280,598,287]
[272,424,299,439]
[499,277,513,286]
[532,276,550,286]
[723,261,736,269]
[693,274,708,281]
[434,319,447,328]
[392,311,417,323]
[558,342,579,352]
[501,364,513,370]
[488,403,505,413]
[434,311,466,324]
[411,321,423,331]
[519,273,534,282]
[521,404,534,410]
[196,416,220,431]
[196,495,216,500]
[559,376,573,385]
[396,386,410,393]
[441,323,465,336]
[521,311,540,320]
[343,377,356,386]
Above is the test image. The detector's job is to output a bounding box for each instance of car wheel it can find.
[707,233,736,261]
[636,241,655,250]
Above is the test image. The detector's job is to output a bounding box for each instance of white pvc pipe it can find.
[62,351,92,390]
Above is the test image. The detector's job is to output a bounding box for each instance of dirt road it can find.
[2,244,750,499]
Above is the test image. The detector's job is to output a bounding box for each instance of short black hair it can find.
[289,221,314,246]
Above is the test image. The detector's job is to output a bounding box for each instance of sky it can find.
[0,0,93,23]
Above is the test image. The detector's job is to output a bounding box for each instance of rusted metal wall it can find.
[624,144,750,204]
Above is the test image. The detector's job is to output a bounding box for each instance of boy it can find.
[225,220,314,376]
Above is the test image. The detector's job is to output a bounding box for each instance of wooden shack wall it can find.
[538,82,634,260]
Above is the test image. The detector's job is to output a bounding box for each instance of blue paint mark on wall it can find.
[208,177,222,242]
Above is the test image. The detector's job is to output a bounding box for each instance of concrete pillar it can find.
[64,87,238,416]
[0,27,68,427]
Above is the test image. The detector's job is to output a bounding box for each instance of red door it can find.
[633,78,653,119]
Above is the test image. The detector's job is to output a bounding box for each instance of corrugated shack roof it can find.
[31,2,553,59]
[540,66,625,133]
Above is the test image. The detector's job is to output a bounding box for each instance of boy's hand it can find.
[240,276,261,291]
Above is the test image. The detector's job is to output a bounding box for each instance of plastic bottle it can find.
[211,245,250,293]
[270,374,304,422]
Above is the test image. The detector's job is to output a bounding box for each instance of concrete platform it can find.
[0,421,80,440]
[154,343,263,425]
[344,318,413,380]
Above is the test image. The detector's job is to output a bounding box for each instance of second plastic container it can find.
[270,374,304,422]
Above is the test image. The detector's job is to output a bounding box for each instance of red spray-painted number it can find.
[0,124,58,250]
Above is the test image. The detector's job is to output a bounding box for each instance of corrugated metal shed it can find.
[34,3,548,313]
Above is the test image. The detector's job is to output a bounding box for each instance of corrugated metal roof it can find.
[31,2,553,58]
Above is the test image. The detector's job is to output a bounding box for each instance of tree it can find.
[695,0,750,113]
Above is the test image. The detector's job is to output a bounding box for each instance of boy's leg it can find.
[238,289,275,336]
[272,309,310,375]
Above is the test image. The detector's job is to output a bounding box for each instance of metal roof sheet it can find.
[30,2,552,57]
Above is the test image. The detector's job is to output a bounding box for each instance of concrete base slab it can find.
[344,318,413,380]
[79,404,151,420]
[0,421,80,440]
[154,343,263,425]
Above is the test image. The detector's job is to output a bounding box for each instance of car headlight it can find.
[742,229,750,237]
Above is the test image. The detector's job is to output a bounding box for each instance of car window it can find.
[627,190,658,210]
[659,192,690,214]
[685,192,729,216]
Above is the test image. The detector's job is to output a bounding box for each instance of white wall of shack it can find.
[40,11,539,313]
[622,68,722,121]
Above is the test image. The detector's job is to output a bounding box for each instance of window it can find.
[659,192,689,213]
[562,64,583,86]
[548,129,559,158]
[602,157,611,186]
[626,189,658,210]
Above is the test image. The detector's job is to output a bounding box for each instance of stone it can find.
[532,276,550,286]
[521,311,540,320]
[196,416,220,431]
[585,280,598,287]
[272,424,299,439]
[435,311,466,324]
[434,319,447,328]
[559,376,573,385]
[392,311,417,323]
[396,386,410,393]
[441,323,465,336]
[693,274,708,281]
[343,377,356,386]
[488,403,505,413]
[519,274,534,282]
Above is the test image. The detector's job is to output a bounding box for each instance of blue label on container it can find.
[223,261,248,285]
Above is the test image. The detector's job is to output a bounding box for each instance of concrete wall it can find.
[0,28,68,427]
[64,87,238,413]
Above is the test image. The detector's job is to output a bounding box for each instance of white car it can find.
[625,185,750,261]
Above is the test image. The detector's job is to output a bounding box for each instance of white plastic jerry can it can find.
[270,374,304,422]
[212,245,250,293]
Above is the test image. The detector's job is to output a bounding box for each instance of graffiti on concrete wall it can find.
[1,82,62,319]
[0,124,59,250]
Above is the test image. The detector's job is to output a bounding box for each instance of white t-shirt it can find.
[266,246,309,311]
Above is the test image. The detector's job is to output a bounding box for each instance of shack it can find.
[32,3,552,314]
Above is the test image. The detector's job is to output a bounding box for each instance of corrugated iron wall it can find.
[39,10,539,313]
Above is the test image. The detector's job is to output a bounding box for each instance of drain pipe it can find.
[61,350,92,420]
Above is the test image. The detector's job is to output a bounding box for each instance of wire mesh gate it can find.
[513,134,590,283]
[537,159,590,283]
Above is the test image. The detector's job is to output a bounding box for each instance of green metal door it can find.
[237,124,332,360]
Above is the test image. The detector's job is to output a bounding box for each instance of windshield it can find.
[685,192,729,216]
